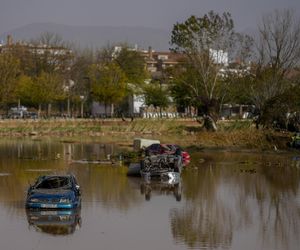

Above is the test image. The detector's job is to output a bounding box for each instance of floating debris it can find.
[25,169,54,172]
[0,173,11,176]
[198,158,205,164]
[239,168,257,174]
[71,159,116,165]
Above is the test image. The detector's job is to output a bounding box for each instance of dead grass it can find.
[0,118,292,151]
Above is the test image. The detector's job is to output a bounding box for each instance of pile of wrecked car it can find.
[128,138,190,182]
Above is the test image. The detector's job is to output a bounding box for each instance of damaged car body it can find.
[26,175,81,209]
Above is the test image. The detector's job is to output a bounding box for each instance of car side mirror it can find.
[75,185,81,195]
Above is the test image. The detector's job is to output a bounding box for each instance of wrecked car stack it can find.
[140,154,182,180]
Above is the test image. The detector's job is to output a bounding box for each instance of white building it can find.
[209,49,229,66]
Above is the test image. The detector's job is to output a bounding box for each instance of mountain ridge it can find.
[0,22,171,51]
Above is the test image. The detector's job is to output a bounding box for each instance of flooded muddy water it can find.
[0,139,299,250]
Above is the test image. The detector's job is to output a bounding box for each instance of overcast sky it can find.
[0,0,299,34]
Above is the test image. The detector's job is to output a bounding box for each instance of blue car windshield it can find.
[35,176,72,189]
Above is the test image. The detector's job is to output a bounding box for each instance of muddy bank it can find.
[0,118,294,151]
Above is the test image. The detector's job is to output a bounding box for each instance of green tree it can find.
[16,72,65,116]
[88,62,127,116]
[68,48,95,116]
[16,75,34,106]
[169,63,198,115]
[143,81,169,118]
[0,53,21,108]
[115,47,149,116]
[27,72,65,116]
[115,47,148,85]
[170,11,238,130]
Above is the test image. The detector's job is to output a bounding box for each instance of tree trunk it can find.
[204,115,218,131]
[67,97,70,117]
[38,104,42,118]
[239,105,243,119]
[81,100,84,118]
[47,103,52,117]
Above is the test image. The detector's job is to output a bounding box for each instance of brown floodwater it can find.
[0,138,299,250]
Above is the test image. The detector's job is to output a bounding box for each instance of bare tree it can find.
[257,9,300,73]
[250,9,300,128]
[252,9,300,111]
[31,32,66,47]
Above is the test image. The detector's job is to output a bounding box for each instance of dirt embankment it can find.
[0,118,293,151]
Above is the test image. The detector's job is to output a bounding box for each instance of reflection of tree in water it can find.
[71,165,141,212]
[230,156,300,250]
[170,164,234,249]
[170,152,300,250]
[0,139,65,161]
[253,163,300,250]
[170,205,233,249]
[69,143,116,161]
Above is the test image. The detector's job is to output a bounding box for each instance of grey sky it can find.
[0,0,299,34]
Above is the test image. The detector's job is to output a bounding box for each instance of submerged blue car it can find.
[26,175,81,209]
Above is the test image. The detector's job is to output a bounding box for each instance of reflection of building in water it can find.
[69,143,116,161]
[140,179,182,201]
[26,208,81,235]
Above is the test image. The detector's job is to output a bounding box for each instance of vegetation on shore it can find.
[1,9,300,134]
[0,118,292,151]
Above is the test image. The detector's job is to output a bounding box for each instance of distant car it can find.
[24,112,38,119]
[7,106,38,119]
[8,106,28,119]
[26,175,81,209]
[8,110,24,119]
[145,143,191,166]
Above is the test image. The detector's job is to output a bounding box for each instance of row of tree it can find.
[0,9,299,131]
[0,35,149,117]
[169,9,300,130]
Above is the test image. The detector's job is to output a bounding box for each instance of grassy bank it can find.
[0,118,196,136]
[0,118,293,151]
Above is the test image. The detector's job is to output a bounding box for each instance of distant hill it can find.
[0,22,171,51]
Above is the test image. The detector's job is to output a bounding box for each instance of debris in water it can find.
[0,173,11,176]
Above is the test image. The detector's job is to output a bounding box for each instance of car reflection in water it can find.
[140,173,182,201]
[26,208,81,235]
